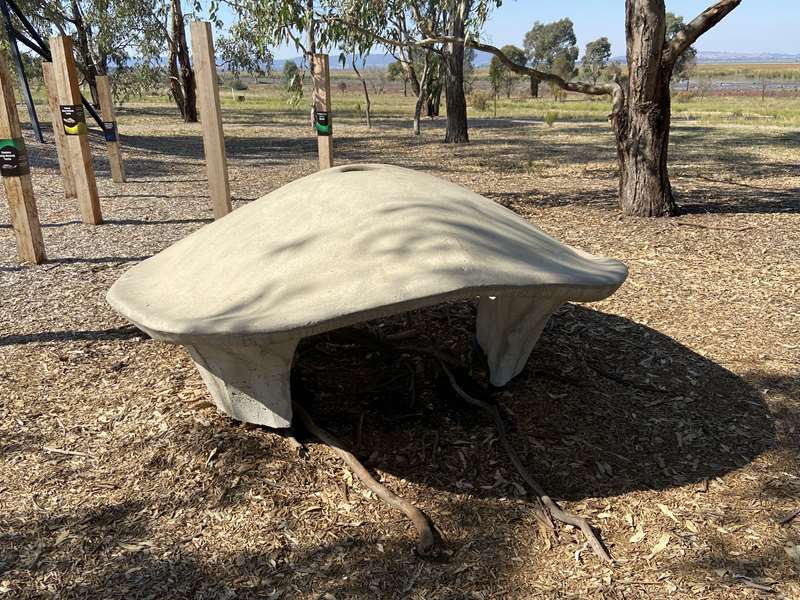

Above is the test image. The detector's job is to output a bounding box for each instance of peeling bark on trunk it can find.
[413,56,430,135]
[612,0,679,217]
[167,43,186,120]
[443,0,470,143]
[171,0,197,123]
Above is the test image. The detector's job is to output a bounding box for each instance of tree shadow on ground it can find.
[296,303,776,503]
[0,304,782,598]
[0,255,151,273]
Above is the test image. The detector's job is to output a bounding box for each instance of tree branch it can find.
[327,17,617,98]
[663,0,741,66]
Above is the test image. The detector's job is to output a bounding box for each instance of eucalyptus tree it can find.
[488,44,525,99]
[380,0,740,217]
[328,0,500,142]
[217,20,274,83]
[665,12,697,84]
[408,0,501,142]
[580,37,611,84]
[15,0,157,106]
[387,59,408,94]
[523,18,578,98]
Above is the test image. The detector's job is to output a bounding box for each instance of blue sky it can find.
[481,1,800,57]
[212,1,800,59]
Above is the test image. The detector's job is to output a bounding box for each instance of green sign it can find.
[0,138,29,177]
[314,110,331,136]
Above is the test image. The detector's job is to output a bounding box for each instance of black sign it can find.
[60,104,87,136]
[0,138,29,177]
[103,121,118,142]
[314,110,331,136]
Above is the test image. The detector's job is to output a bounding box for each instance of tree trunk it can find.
[171,0,197,123]
[413,93,425,135]
[529,76,539,98]
[167,41,186,120]
[443,0,470,143]
[353,59,371,128]
[613,0,678,217]
[413,54,431,135]
[427,90,440,117]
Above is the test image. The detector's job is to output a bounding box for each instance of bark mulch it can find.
[1,106,799,599]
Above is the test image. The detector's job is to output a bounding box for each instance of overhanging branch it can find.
[327,16,617,98]
[663,0,741,66]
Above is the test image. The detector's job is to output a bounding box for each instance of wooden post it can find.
[190,21,231,219]
[41,62,77,200]
[312,53,334,170]
[49,35,102,225]
[95,75,126,183]
[0,52,46,263]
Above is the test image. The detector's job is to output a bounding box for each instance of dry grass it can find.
[1,102,799,599]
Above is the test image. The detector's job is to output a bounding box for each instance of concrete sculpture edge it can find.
[107,164,628,428]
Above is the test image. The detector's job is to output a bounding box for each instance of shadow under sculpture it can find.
[107,164,628,428]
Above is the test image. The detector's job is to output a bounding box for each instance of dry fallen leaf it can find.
[630,526,646,544]
[646,533,671,560]
[658,503,679,523]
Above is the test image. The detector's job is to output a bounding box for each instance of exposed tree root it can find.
[308,325,613,562]
[437,360,614,564]
[291,401,444,559]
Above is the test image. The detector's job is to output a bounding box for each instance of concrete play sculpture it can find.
[107,164,628,428]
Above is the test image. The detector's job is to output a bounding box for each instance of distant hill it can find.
[275,50,799,72]
[611,51,800,64]
[695,51,800,64]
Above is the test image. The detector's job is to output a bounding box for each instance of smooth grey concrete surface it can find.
[107,164,628,427]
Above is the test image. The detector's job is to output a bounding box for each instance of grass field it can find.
[2,80,799,599]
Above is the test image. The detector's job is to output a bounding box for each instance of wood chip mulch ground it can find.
[1,105,799,599]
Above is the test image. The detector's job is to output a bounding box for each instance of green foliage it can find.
[665,12,697,82]
[489,44,526,98]
[544,110,558,127]
[231,79,249,91]
[217,20,274,80]
[523,18,578,80]
[283,60,299,85]
[469,90,490,111]
[110,62,163,105]
[283,60,303,106]
[581,37,611,84]
[387,60,406,82]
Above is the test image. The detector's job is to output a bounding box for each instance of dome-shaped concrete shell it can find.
[107,164,628,427]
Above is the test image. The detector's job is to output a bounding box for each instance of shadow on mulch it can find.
[294,303,776,503]
[0,304,782,598]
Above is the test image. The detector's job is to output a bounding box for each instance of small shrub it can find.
[469,91,490,111]
[674,90,694,102]
[231,79,248,91]
[731,108,743,119]
[544,110,558,127]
